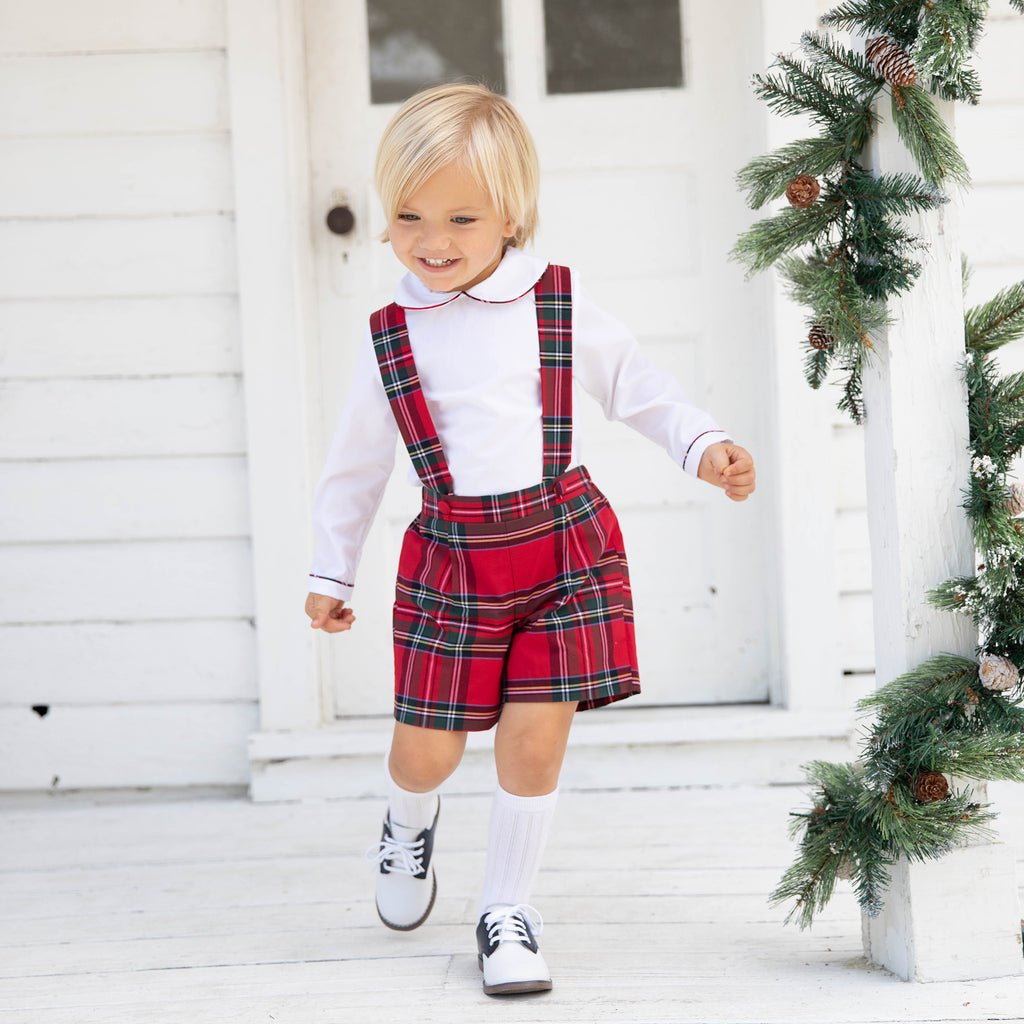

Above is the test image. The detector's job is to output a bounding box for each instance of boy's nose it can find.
[419,226,451,251]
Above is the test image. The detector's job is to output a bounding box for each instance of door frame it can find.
[227,0,848,789]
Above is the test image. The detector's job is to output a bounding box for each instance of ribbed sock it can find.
[384,752,440,833]
[478,785,559,916]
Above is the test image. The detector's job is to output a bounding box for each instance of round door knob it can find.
[326,205,356,235]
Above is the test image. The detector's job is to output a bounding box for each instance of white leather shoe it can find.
[476,904,552,995]
[365,802,438,930]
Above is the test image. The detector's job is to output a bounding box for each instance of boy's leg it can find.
[389,720,468,797]
[369,722,467,931]
[493,700,576,796]
[476,701,576,996]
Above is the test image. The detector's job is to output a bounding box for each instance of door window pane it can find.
[367,0,506,104]
[544,0,683,94]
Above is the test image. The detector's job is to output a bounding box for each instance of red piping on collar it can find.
[395,281,543,311]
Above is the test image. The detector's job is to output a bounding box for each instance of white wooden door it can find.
[304,0,776,717]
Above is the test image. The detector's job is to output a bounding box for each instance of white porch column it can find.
[860,98,1022,981]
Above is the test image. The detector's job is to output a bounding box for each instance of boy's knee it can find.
[496,736,563,795]
[389,732,465,791]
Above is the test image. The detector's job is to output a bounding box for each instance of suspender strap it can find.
[370,302,454,494]
[370,263,574,492]
[535,264,573,480]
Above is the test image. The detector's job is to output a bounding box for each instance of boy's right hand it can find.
[305,593,355,633]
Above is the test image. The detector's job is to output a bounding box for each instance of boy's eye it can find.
[452,216,475,225]
[397,213,418,222]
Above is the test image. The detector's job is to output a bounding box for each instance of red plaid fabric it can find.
[370,302,453,493]
[373,265,640,731]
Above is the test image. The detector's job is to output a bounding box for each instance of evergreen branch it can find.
[781,252,889,352]
[801,31,886,95]
[821,0,926,47]
[732,203,843,274]
[735,138,848,210]
[889,84,971,186]
[857,654,978,717]
[914,0,987,104]
[1011,0,1024,13]
[753,54,873,130]
[843,168,946,216]
[804,346,833,390]
[838,363,866,422]
[964,281,1024,353]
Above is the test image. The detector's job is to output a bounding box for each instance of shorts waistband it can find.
[420,466,593,524]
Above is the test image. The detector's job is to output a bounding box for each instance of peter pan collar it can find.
[393,247,549,310]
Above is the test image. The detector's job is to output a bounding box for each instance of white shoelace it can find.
[365,831,425,876]
[483,903,544,946]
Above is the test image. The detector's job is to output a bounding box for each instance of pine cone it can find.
[809,325,834,351]
[979,653,1020,692]
[785,174,820,209]
[865,35,919,88]
[912,771,950,803]
[1006,482,1024,517]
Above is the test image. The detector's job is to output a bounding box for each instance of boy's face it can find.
[389,162,516,293]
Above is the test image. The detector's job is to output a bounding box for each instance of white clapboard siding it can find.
[961,187,1024,266]
[0,0,226,53]
[0,703,257,789]
[957,106,1024,183]
[0,1,252,791]
[972,14,1024,102]
[0,135,234,218]
[0,52,228,136]
[2,621,256,704]
[0,457,249,542]
[0,216,237,300]
[0,539,253,624]
[0,297,240,378]
[0,377,246,459]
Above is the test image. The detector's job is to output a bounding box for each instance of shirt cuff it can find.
[307,574,355,602]
[681,431,732,476]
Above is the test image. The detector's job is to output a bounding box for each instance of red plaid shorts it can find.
[392,466,641,731]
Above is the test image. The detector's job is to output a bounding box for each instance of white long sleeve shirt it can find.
[308,248,729,601]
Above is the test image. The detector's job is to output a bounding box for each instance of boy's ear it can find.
[503,217,517,239]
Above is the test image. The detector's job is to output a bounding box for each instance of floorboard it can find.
[2,784,1024,1023]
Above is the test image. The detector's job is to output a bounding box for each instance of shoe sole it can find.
[376,869,437,932]
[477,955,553,996]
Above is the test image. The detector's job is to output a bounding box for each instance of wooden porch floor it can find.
[3,782,1024,1024]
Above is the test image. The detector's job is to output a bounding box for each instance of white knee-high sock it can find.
[478,785,559,915]
[384,752,440,832]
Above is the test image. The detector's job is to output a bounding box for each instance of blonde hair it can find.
[375,84,539,250]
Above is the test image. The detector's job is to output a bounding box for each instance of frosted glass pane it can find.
[367,0,506,104]
[544,0,683,94]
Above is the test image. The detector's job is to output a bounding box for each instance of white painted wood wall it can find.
[0,0,257,788]
[1,0,1020,792]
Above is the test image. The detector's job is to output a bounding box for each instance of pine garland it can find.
[735,0,1024,929]
[732,3,982,421]
[771,274,1024,928]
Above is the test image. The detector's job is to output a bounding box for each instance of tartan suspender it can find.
[370,263,574,492]
[370,303,455,494]
[534,264,573,480]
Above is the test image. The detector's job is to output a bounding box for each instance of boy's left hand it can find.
[697,443,756,501]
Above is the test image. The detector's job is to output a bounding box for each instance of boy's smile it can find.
[389,162,516,293]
